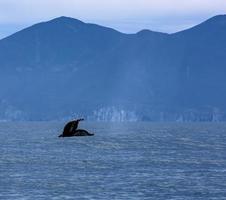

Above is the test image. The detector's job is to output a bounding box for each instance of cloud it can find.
[0,0,226,22]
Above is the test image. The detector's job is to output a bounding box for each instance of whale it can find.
[58,129,94,137]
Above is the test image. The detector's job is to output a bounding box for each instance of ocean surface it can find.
[0,122,226,200]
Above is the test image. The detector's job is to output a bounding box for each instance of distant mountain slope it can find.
[0,15,226,121]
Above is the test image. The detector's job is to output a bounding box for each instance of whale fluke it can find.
[59,119,94,137]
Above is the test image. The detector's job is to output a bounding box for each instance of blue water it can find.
[0,122,226,199]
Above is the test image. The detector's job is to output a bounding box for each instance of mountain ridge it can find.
[0,15,226,121]
[2,15,226,42]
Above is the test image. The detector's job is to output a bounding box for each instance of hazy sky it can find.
[0,0,226,38]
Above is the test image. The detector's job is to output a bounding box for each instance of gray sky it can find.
[0,0,226,39]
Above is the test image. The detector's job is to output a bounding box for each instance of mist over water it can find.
[0,122,226,199]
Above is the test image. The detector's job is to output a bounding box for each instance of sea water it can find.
[0,122,226,200]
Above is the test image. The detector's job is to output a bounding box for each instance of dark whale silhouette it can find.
[59,118,94,137]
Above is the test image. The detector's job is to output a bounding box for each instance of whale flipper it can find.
[58,129,94,137]
[73,129,94,136]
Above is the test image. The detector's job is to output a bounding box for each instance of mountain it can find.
[0,15,226,121]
